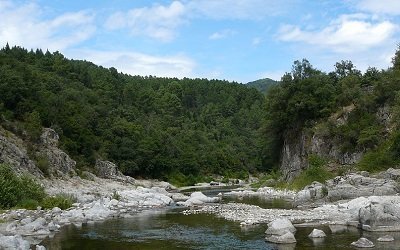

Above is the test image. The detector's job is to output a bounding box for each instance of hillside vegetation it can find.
[246,78,278,94]
[0,45,264,185]
[1,44,400,187]
[263,55,400,177]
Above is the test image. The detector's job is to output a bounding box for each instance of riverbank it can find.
[1,168,400,249]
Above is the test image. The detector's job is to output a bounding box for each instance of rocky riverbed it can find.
[1,168,400,249]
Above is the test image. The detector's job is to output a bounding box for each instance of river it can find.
[39,187,400,249]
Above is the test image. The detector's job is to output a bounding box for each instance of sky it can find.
[1,0,400,83]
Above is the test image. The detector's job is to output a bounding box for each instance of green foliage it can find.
[42,193,76,210]
[111,191,121,201]
[0,45,265,181]
[357,133,400,172]
[289,155,333,190]
[35,154,50,176]
[0,164,46,209]
[246,78,278,94]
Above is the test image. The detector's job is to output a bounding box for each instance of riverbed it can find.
[38,188,400,249]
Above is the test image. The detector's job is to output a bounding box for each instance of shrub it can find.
[289,154,333,190]
[42,193,76,210]
[0,164,46,209]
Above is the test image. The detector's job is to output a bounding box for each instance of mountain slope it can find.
[0,45,265,184]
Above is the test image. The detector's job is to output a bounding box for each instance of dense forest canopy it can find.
[0,45,265,184]
[1,44,400,185]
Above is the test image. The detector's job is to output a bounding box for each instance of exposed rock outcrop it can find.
[39,128,76,177]
[95,160,123,179]
[0,126,41,176]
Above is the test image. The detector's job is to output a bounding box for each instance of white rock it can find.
[308,229,326,238]
[0,234,30,250]
[51,207,62,213]
[351,237,375,248]
[377,235,394,242]
[265,218,296,236]
[36,245,46,250]
[265,231,297,244]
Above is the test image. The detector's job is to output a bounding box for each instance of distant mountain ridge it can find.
[246,78,278,94]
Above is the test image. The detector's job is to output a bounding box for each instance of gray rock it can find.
[377,235,394,242]
[351,237,375,248]
[40,128,59,147]
[382,168,400,181]
[36,245,46,250]
[294,182,326,206]
[265,218,296,236]
[308,229,326,238]
[359,200,400,231]
[0,234,30,250]
[95,160,124,179]
[0,127,41,176]
[39,128,76,176]
[326,174,398,201]
[265,231,297,244]
[177,192,220,206]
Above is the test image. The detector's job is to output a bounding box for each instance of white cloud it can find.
[0,1,95,51]
[105,1,186,42]
[277,14,398,53]
[187,0,295,20]
[209,29,236,40]
[356,0,400,15]
[68,50,196,78]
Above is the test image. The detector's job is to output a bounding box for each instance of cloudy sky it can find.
[1,0,400,82]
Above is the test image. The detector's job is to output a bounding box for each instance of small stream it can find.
[40,188,400,249]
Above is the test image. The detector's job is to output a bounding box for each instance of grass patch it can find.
[250,171,280,188]
[287,154,333,190]
[42,193,77,210]
[0,164,46,209]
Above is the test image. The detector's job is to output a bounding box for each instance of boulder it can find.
[382,168,400,181]
[0,234,30,250]
[294,182,326,206]
[326,174,398,201]
[177,192,220,206]
[377,235,394,242]
[308,229,326,238]
[350,237,374,248]
[265,231,296,244]
[36,245,46,250]
[94,160,123,179]
[265,218,296,236]
[359,199,400,231]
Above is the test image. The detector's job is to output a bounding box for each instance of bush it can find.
[0,164,46,209]
[42,193,76,210]
[289,155,333,190]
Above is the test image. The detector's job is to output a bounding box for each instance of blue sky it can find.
[1,0,400,82]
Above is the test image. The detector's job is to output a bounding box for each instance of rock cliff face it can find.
[0,126,77,177]
[0,126,42,176]
[281,105,362,181]
[281,104,393,181]
[39,128,76,177]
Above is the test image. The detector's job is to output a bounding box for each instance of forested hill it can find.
[246,78,278,94]
[0,45,265,184]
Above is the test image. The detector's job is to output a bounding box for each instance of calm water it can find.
[40,190,400,249]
